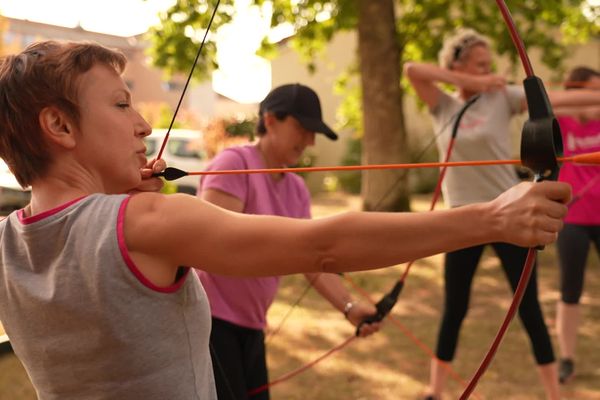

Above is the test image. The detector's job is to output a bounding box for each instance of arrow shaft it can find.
[187,159,523,176]
[180,153,594,176]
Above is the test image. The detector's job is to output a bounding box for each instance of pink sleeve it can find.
[198,148,248,203]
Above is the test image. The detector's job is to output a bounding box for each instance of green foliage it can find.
[282,2,595,135]
[294,151,316,180]
[160,180,178,194]
[256,36,280,60]
[336,134,441,195]
[225,118,257,140]
[394,1,595,73]
[147,0,596,85]
[267,0,358,72]
[409,137,439,194]
[145,0,235,80]
[157,104,184,129]
[337,136,361,194]
[261,1,597,79]
[333,65,363,194]
[137,102,196,129]
[333,65,362,135]
[146,0,598,200]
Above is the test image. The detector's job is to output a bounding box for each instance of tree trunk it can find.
[357,0,410,212]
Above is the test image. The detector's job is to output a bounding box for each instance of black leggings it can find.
[435,243,555,365]
[557,223,600,304]
[210,317,269,400]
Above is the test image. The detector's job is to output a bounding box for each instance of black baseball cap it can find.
[259,83,338,140]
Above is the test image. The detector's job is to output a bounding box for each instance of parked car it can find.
[0,160,30,213]
[145,129,206,194]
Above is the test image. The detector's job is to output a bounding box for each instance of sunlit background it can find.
[0,0,279,103]
[1,0,597,103]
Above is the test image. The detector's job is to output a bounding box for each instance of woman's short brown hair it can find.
[0,40,127,187]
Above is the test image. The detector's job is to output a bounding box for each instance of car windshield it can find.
[145,139,158,157]
[168,139,203,159]
[145,137,203,159]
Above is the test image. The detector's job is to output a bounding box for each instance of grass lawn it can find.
[1,191,599,399]
[264,192,600,400]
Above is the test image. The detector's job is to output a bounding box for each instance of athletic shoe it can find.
[559,358,575,384]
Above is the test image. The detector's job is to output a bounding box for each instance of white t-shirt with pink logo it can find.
[197,145,311,330]
[431,86,525,207]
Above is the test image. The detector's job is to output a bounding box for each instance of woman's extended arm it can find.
[125,180,570,280]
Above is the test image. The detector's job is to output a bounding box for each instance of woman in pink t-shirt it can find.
[197,84,381,400]
[555,67,600,384]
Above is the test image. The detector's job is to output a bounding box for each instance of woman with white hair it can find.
[405,28,600,399]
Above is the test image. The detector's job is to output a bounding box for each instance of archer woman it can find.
[554,66,600,384]
[405,28,600,400]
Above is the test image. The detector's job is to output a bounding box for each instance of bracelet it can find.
[343,301,357,319]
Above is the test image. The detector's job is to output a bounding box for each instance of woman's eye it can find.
[117,102,130,109]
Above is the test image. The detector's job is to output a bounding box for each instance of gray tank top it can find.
[0,194,216,400]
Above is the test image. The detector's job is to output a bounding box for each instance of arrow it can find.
[154,151,600,181]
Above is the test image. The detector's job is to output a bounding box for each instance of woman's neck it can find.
[255,140,284,181]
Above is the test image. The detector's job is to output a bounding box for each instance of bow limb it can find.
[459,2,563,398]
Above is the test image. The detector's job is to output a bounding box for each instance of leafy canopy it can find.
[147,0,598,81]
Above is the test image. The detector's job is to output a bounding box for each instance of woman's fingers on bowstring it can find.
[133,158,167,193]
[140,158,167,178]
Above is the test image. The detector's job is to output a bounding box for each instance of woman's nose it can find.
[135,110,152,138]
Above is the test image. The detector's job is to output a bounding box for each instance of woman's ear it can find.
[38,106,77,149]
[263,112,275,129]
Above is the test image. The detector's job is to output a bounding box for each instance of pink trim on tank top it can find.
[117,196,189,293]
[17,196,86,224]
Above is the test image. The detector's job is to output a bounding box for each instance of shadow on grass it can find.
[263,195,600,400]
[0,353,35,399]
